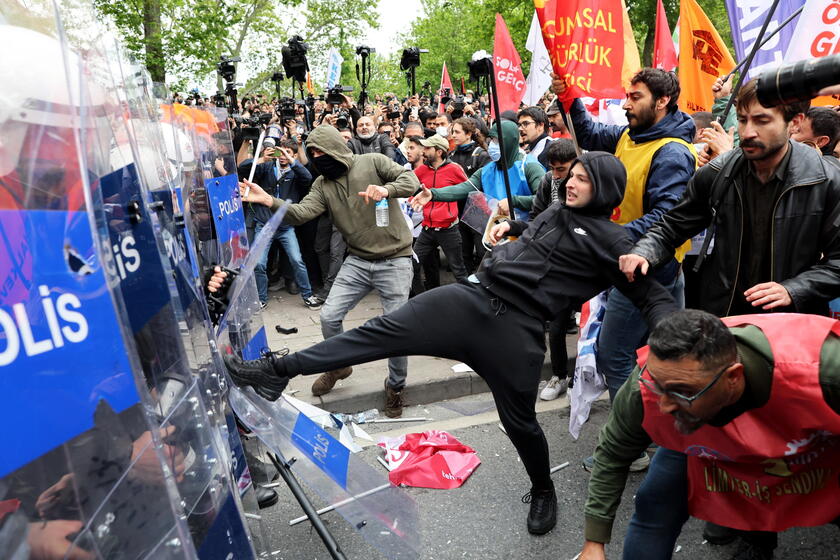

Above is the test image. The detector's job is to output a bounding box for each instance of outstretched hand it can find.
[618,253,650,282]
[409,186,433,211]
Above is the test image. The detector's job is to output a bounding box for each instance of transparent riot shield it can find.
[55,14,256,558]
[0,11,197,560]
[217,208,422,560]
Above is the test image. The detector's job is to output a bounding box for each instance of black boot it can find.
[522,485,557,535]
[703,521,739,545]
[224,348,290,401]
[256,486,279,509]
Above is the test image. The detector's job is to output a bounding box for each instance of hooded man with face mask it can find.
[223,151,677,538]
[238,124,420,417]
[411,119,545,221]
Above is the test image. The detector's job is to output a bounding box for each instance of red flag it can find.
[492,13,526,115]
[653,0,678,71]
[534,0,630,101]
[438,62,453,114]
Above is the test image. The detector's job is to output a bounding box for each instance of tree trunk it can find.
[143,0,165,82]
[642,25,655,68]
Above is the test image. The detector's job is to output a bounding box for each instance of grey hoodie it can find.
[272,125,420,260]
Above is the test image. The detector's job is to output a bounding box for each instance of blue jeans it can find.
[255,222,312,303]
[597,269,685,401]
[623,447,689,559]
[319,255,413,390]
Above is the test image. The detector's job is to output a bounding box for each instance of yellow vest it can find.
[613,131,698,263]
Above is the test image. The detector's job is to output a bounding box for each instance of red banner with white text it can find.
[534,0,634,101]
[493,13,527,115]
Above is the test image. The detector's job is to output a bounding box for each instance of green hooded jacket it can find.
[271,125,420,260]
[430,119,544,209]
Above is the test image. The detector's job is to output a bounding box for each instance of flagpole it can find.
[721,5,803,84]
[558,101,582,156]
[718,0,783,124]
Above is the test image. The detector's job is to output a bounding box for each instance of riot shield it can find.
[56,16,256,558]
[217,212,422,560]
[0,12,197,560]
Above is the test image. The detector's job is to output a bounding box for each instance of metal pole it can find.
[557,102,581,156]
[486,59,516,218]
[268,453,348,560]
[718,0,784,124]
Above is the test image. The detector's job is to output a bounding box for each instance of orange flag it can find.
[678,0,735,113]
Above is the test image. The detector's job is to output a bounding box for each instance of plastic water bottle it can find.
[375,198,390,227]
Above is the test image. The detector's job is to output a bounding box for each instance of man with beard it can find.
[553,68,697,470]
[618,79,840,557]
[576,310,840,560]
[239,124,420,417]
[412,134,468,289]
[348,115,397,161]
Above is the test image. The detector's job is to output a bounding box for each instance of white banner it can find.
[325,47,344,89]
[522,11,553,106]
[785,0,839,63]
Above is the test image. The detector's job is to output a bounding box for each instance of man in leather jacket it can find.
[620,79,840,318]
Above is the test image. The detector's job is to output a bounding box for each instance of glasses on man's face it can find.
[518,120,535,128]
[638,362,734,406]
[801,140,820,151]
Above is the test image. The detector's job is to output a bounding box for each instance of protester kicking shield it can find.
[220,152,678,535]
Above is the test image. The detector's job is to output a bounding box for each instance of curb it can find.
[309,356,576,414]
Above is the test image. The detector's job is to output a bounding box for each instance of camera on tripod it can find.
[282,35,309,83]
[326,84,354,105]
[217,56,240,83]
[277,97,297,121]
[468,51,493,81]
[356,45,375,56]
[400,47,429,70]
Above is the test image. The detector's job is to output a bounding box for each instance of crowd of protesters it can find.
[209,65,840,558]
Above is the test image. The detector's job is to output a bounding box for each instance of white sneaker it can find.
[539,376,568,401]
[629,452,650,472]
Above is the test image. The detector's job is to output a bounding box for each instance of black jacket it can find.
[528,172,566,220]
[449,143,491,179]
[632,141,840,316]
[476,151,677,324]
[348,133,397,161]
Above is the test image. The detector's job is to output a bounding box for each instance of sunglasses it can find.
[638,362,734,406]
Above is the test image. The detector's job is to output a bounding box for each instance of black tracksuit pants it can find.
[282,281,552,490]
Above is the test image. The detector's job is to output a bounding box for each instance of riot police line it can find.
[0,4,419,559]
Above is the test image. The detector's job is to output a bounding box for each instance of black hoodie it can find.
[476,151,677,324]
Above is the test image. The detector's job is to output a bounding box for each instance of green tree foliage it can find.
[400,0,534,96]
[90,0,379,92]
[404,0,737,98]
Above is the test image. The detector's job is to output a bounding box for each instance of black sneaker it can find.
[704,521,739,545]
[522,486,557,535]
[302,295,323,309]
[224,348,290,401]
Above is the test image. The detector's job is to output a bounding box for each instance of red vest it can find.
[640,314,840,532]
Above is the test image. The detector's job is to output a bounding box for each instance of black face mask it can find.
[312,153,347,180]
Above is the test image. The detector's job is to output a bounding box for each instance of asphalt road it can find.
[251,394,840,560]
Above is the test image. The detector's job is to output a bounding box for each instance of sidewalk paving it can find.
[260,285,577,414]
